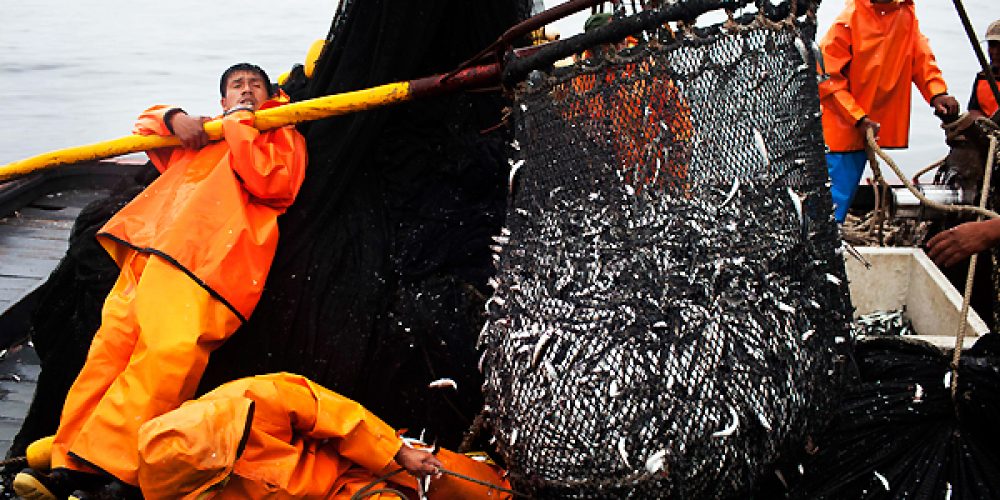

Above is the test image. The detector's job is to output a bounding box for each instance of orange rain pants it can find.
[136,373,511,500]
[51,244,242,486]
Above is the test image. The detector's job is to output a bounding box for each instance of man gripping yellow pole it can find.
[0,65,498,181]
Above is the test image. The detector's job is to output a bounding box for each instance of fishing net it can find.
[198,0,533,449]
[477,1,852,497]
[778,335,1000,500]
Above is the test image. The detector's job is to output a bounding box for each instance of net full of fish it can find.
[479,3,852,498]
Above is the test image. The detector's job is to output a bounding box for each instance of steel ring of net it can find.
[479,1,852,498]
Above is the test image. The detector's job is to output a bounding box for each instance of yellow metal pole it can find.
[0,82,411,181]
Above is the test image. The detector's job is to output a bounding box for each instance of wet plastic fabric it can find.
[971,75,999,117]
[818,0,948,152]
[137,373,511,500]
[51,249,242,485]
[102,103,307,320]
[827,151,868,222]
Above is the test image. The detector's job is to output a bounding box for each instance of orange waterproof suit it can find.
[970,73,999,118]
[564,65,693,193]
[51,101,307,486]
[818,0,948,152]
[136,373,512,500]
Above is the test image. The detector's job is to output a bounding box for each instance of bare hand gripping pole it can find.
[0,64,501,181]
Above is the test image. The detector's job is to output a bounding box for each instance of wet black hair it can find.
[219,63,274,97]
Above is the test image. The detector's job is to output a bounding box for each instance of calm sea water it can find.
[1,0,996,178]
[0,0,338,165]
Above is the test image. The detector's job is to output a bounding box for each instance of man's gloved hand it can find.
[931,93,961,118]
[168,112,211,150]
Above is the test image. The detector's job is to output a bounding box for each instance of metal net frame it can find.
[479,1,852,497]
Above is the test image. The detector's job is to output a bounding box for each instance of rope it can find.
[864,129,1000,220]
[950,134,998,402]
[437,467,527,497]
[350,468,409,500]
[864,146,889,243]
[910,156,947,185]
[348,464,526,500]
[0,457,26,468]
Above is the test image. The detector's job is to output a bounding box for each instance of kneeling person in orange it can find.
[136,373,510,500]
[14,63,308,500]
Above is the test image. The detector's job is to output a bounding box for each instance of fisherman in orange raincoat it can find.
[967,19,1000,122]
[133,373,511,500]
[14,63,308,500]
[819,0,960,222]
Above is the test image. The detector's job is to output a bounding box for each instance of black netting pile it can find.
[200,0,532,449]
[777,335,1000,499]
[478,2,852,498]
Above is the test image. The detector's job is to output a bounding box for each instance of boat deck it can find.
[0,161,141,458]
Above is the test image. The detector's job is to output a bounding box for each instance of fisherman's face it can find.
[220,70,270,112]
[989,41,999,70]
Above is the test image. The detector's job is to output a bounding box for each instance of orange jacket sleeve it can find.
[274,375,403,475]
[133,105,184,173]
[818,22,867,124]
[910,23,948,104]
[221,111,307,209]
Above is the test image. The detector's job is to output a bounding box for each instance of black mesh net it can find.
[478,3,852,497]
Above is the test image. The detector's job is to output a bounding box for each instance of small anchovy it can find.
[531,332,552,368]
[645,449,668,474]
[721,178,740,207]
[944,371,952,389]
[428,378,458,390]
[617,437,630,467]
[793,37,810,69]
[478,351,488,373]
[713,406,740,437]
[787,187,803,224]
[510,429,518,446]
[477,321,490,344]
[508,159,525,192]
[825,273,842,286]
[757,412,772,431]
[483,296,505,313]
[610,379,622,398]
[801,329,814,341]
[753,128,770,166]
[777,302,796,314]
[913,383,924,403]
[873,471,890,491]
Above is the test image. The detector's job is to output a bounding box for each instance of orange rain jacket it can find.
[970,74,999,117]
[99,101,307,321]
[818,0,948,152]
[564,66,693,192]
[137,373,511,500]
